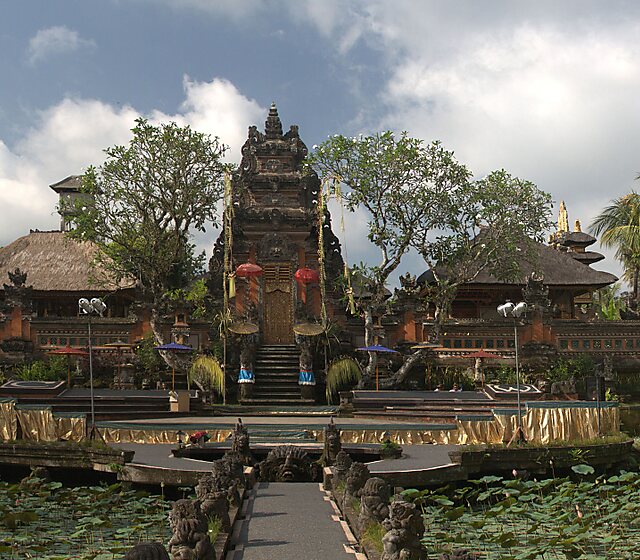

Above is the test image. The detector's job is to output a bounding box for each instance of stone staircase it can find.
[244,344,314,405]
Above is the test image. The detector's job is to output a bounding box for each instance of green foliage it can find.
[188,354,224,396]
[361,521,385,554]
[66,117,229,302]
[325,356,362,403]
[0,480,168,558]
[134,333,164,376]
[593,284,625,320]
[207,515,222,543]
[406,469,640,558]
[14,355,68,381]
[165,278,210,319]
[590,191,640,300]
[547,355,594,382]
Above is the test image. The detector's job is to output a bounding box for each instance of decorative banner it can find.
[238,368,255,384]
[298,370,316,386]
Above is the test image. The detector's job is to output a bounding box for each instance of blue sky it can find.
[2,1,640,283]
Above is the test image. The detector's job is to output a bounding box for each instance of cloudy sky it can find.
[2,1,639,283]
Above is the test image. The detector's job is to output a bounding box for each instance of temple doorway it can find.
[263,263,294,344]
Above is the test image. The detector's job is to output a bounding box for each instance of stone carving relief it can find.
[257,233,296,261]
[381,497,426,560]
[167,499,214,560]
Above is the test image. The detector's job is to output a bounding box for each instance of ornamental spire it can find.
[557,200,569,233]
[265,102,283,139]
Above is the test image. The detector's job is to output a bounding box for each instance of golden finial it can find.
[574,219,582,232]
[558,201,569,233]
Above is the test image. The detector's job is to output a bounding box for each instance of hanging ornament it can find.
[228,273,236,299]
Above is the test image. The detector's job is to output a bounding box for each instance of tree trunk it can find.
[358,307,376,389]
[149,307,190,372]
[383,349,425,388]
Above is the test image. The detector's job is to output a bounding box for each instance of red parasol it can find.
[47,345,89,387]
[294,267,319,284]
[463,348,504,386]
[235,262,263,278]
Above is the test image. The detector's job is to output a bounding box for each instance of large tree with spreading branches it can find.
[309,132,471,386]
[66,117,229,344]
[310,132,553,389]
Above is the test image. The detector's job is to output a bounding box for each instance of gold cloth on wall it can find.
[0,401,17,441]
[15,408,57,442]
[55,416,87,442]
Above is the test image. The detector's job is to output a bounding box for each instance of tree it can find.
[387,169,553,386]
[590,191,640,303]
[309,132,471,386]
[67,117,228,342]
[310,132,553,389]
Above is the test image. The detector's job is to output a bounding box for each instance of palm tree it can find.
[590,191,640,303]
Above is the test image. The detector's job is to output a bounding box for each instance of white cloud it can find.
[375,23,640,280]
[0,78,266,252]
[27,26,96,65]
[150,77,264,162]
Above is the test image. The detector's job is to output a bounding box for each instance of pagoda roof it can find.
[559,230,597,248]
[49,175,83,193]
[0,230,135,292]
[418,238,617,289]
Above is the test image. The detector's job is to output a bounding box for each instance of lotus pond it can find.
[0,479,169,559]
[409,465,640,559]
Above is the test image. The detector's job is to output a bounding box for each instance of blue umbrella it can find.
[356,345,399,353]
[356,345,399,391]
[154,342,193,351]
[154,342,194,390]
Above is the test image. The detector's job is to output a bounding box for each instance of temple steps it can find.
[243,344,312,405]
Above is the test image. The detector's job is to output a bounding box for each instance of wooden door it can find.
[263,263,293,344]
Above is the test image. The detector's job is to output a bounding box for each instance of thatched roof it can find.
[0,231,135,292]
[419,240,618,289]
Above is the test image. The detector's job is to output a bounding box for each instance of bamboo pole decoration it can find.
[221,171,234,405]
[318,179,329,327]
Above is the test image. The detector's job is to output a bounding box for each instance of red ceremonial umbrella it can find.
[463,348,504,385]
[294,267,319,303]
[47,345,89,387]
[235,262,263,278]
[236,262,263,310]
[294,267,319,284]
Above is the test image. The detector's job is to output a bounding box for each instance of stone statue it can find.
[195,473,231,532]
[358,477,391,531]
[167,499,214,560]
[320,417,342,467]
[229,418,255,466]
[257,445,320,482]
[381,497,426,560]
[522,272,551,315]
[333,450,353,487]
[343,462,370,510]
[124,542,170,560]
[210,457,242,507]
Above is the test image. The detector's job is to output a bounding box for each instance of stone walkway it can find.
[226,482,360,560]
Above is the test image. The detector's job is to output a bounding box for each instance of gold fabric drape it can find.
[0,400,17,441]
[0,402,621,445]
[15,407,58,442]
[54,415,87,442]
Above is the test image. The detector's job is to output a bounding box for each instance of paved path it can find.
[227,482,357,560]
[113,442,459,473]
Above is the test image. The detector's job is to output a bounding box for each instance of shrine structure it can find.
[0,105,639,404]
